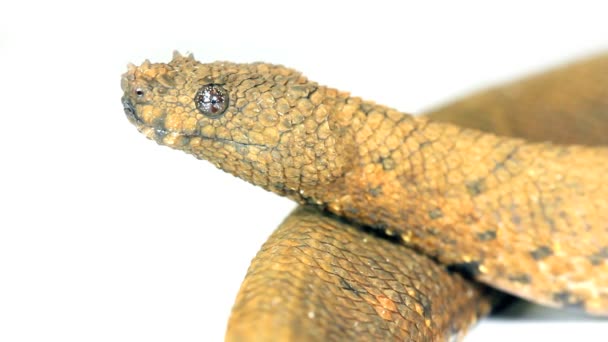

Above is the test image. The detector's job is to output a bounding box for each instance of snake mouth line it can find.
[149,126,269,150]
[123,96,268,150]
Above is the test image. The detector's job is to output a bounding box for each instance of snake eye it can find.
[195,84,228,117]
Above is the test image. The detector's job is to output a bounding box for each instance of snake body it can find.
[122,53,608,340]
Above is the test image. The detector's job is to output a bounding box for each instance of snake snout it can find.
[122,96,140,123]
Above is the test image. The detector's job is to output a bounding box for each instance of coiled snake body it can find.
[122,53,608,341]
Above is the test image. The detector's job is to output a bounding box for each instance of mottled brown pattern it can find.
[332,112,608,313]
[226,207,494,341]
[122,52,608,340]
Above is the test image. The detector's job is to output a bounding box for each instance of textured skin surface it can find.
[427,54,608,146]
[226,206,494,341]
[122,53,608,340]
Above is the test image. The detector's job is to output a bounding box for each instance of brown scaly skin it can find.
[122,53,608,339]
[227,206,495,341]
[426,54,608,146]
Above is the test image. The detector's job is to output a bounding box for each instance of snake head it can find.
[122,52,353,199]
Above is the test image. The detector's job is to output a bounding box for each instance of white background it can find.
[2,1,608,341]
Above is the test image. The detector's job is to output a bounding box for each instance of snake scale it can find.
[122,52,608,341]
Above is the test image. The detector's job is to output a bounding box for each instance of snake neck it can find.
[308,97,608,313]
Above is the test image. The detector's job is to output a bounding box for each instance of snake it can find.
[121,52,608,341]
